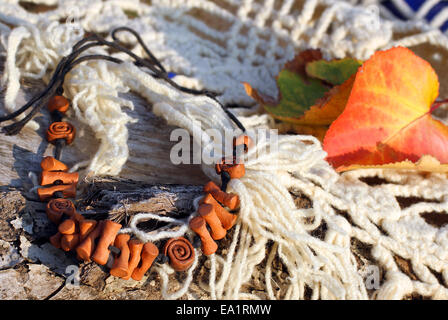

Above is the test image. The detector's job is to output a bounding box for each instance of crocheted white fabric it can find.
[1,0,448,300]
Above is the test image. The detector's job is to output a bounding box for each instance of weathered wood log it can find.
[76,177,203,227]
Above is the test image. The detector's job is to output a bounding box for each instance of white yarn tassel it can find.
[65,61,136,176]
[375,272,414,300]
[148,73,366,298]
[3,26,30,113]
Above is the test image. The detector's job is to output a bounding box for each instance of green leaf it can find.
[305,58,362,85]
[263,70,329,119]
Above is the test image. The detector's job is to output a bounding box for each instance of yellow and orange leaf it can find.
[323,46,448,170]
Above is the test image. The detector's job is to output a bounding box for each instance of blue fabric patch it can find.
[404,0,426,11]
[381,0,448,32]
[425,1,448,20]
[382,0,407,20]
[441,18,448,31]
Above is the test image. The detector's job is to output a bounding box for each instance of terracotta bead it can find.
[48,95,69,113]
[76,220,104,262]
[123,240,144,280]
[37,184,77,201]
[46,121,76,145]
[79,220,97,242]
[215,159,245,179]
[49,232,62,249]
[163,237,195,272]
[233,135,253,152]
[131,242,159,281]
[203,181,240,210]
[58,219,76,235]
[110,234,131,278]
[200,193,237,230]
[198,203,226,240]
[71,212,85,223]
[40,156,68,172]
[41,171,79,186]
[46,199,76,224]
[189,216,218,256]
[46,209,63,225]
[61,234,79,252]
[92,220,122,266]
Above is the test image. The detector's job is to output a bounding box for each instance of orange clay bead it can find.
[215,159,245,179]
[46,210,63,225]
[131,242,159,281]
[40,171,79,186]
[61,234,79,252]
[46,121,76,145]
[163,237,195,272]
[110,234,131,278]
[203,181,240,210]
[46,198,76,224]
[198,203,226,240]
[71,212,85,224]
[200,193,237,230]
[40,156,68,172]
[189,216,218,256]
[79,220,97,242]
[48,96,69,113]
[58,219,76,235]
[233,135,253,152]
[37,184,77,201]
[123,240,144,280]
[76,220,104,262]
[49,232,62,249]
[92,220,122,266]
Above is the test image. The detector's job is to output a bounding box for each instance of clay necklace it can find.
[0,26,251,280]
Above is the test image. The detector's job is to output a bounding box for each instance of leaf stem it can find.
[430,98,448,113]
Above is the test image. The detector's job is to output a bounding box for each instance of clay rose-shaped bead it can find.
[163,237,195,271]
[46,121,76,144]
[46,198,76,224]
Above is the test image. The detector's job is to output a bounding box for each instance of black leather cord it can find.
[0,27,247,135]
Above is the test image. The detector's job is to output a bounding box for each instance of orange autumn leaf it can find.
[323,46,448,171]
